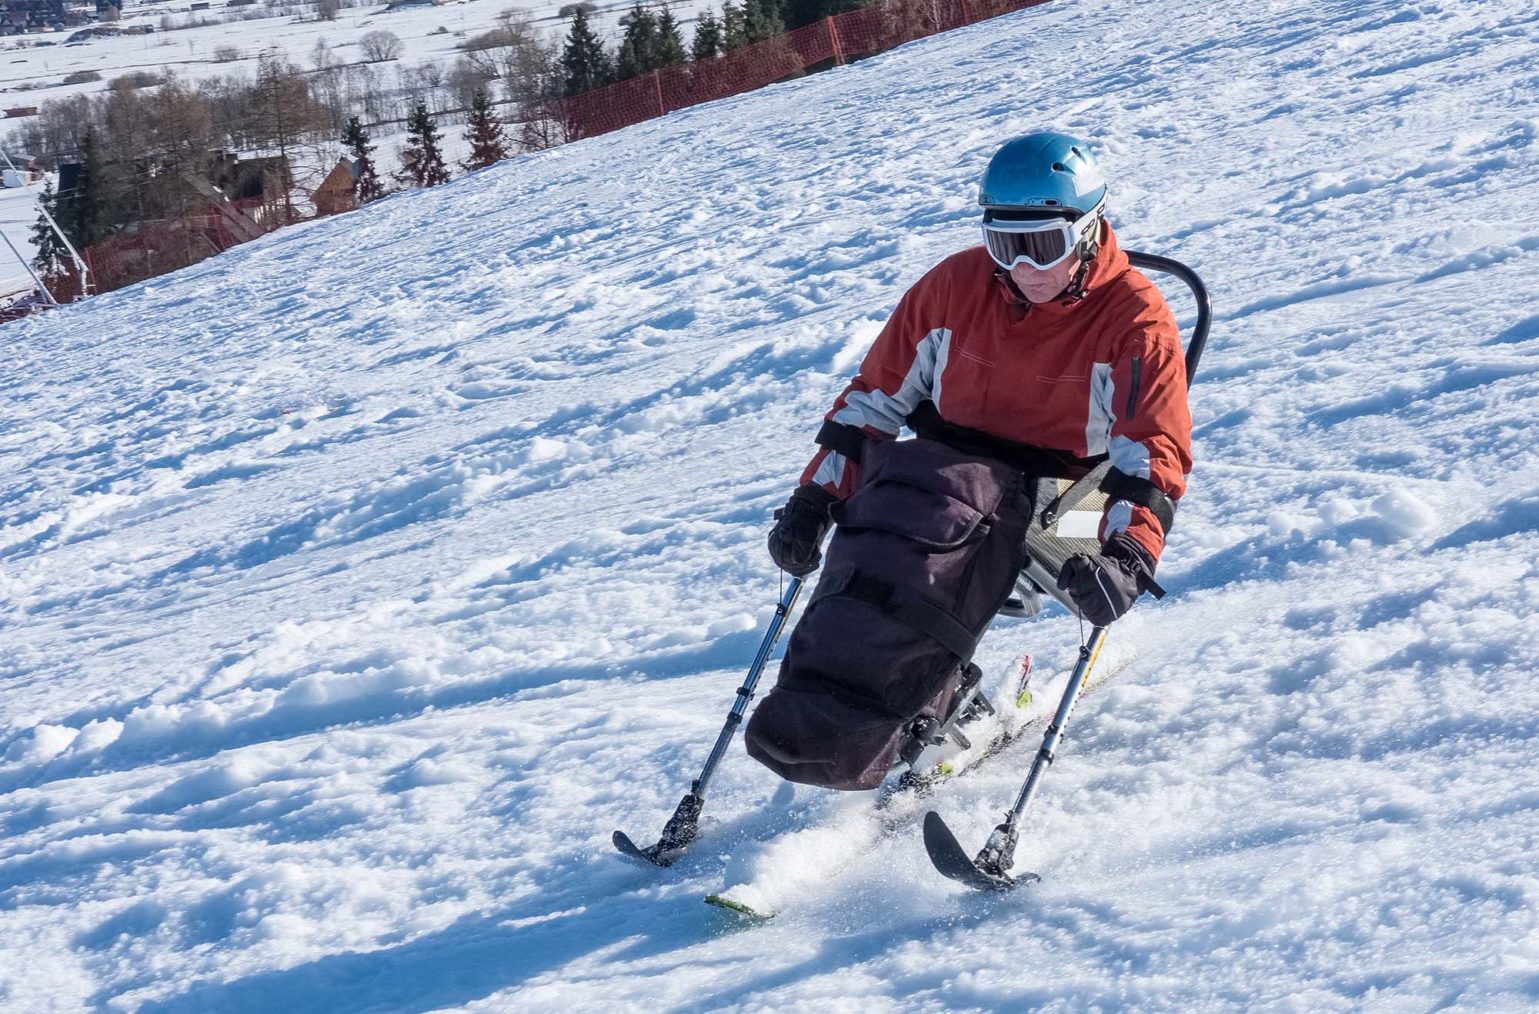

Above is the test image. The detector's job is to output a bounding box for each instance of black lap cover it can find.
[745,438,1030,789]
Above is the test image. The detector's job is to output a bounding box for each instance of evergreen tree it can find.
[29,178,71,279]
[655,6,686,67]
[462,89,510,171]
[744,0,784,41]
[615,3,658,81]
[59,128,109,250]
[782,0,843,31]
[722,2,749,50]
[691,10,723,61]
[397,101,451,187]
[560,8,612,97]
[342,115,385,203]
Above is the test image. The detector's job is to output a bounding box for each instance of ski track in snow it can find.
[4,0,1539,1009]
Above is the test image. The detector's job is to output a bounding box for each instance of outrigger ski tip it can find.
[612,579,806,875]
[922,811,1039,893]
[612,829,684,867]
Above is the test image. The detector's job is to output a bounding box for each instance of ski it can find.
[702,892,775,921]
[701,705,1030,920]
[704,641,1132,920]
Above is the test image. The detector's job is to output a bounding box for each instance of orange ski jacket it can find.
[800,223,1193,563]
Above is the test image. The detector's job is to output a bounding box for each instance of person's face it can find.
[1009,255,1080,304]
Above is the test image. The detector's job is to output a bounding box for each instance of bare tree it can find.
[311,37,335,72]
[251,51,326,217]
[458,12,555,104]
[309,41,348,133]
[101,79,154,224]
[360,30,403,64]
[345,63,389,123]
[448,56,496,109]
[398,61,449,115]
[417,60,446,105]
[202,72,259,150]
[518,103,570,153]
[147,75,215,221]
[5,91,92,164]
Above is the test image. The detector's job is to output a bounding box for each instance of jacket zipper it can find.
[1125,356,1143,419]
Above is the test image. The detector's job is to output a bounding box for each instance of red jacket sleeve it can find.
[799,264,952,498]
[1099,298,1192,564]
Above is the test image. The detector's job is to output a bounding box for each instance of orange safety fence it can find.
[10,189,291,315]
[559,0,1052,141]
[81,194,293,295]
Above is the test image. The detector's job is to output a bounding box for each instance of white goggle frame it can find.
[981,199,1105,271]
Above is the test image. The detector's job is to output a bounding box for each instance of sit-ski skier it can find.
[744,131,1193,790]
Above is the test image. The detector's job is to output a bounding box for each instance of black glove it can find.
[1057,533,1157,627]
[767,485,836,577]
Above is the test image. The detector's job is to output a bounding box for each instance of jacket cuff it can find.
[1102,531,1156,587]
[794,484,838,513]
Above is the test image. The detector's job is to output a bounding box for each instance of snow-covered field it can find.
[2,0,715,102]
[1,0,718,288]
[3,0,1539,1008]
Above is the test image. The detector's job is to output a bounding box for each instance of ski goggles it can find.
[981,202,1103,271]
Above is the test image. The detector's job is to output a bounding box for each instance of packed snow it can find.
[3,0,1539,1009]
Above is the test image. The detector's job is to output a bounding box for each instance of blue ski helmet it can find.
[978,131,1107,216]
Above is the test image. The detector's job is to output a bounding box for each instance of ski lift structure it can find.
[0,146,92,322]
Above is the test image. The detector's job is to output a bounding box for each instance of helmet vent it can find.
[976,132,1107,218]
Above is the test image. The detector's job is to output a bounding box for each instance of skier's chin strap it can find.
[1059,217,1103,303]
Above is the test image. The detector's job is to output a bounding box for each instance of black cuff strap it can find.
[814,420,869,463]
[1100,468,1178,536]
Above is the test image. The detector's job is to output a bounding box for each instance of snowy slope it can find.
[3,0,1539,1009]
